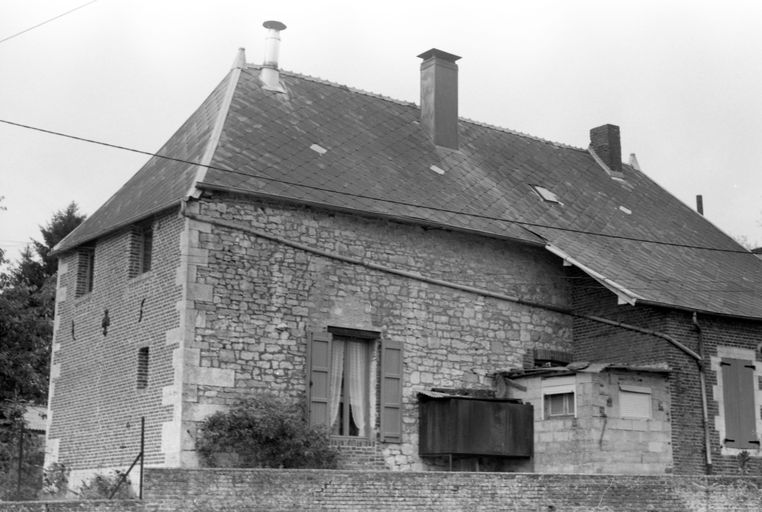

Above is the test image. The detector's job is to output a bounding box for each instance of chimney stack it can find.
[590,124,622,173]
[260,20,287,92]
[418,49,461,150]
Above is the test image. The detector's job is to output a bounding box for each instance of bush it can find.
[197,394,339,469]
[78,470,133,499]
[41,462,69,498]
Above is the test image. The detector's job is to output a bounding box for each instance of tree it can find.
[0,202,85,499]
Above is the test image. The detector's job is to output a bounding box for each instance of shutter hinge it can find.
[745,364,756,369]
[720,361,731,366]
[749,440,761,445]
[724,438,735,443]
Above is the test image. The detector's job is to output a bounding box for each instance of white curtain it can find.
[346,340,368,437]
[328,338,345,432]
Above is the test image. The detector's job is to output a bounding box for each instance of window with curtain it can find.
[328,336,370,437]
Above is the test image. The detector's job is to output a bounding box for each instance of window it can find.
[531,184,562,204]
[137,347,149,389]
[129,222,153,276]
[308,330,403,441]
[619,384,651,418]
[542,376,576,419]
[720,357,758,449]
[75,246,95,297]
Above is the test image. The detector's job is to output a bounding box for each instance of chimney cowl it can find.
[261,20,287,92]
[589,124,622,174]
[418,48,461,150]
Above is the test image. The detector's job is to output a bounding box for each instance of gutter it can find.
[692,312,713,475]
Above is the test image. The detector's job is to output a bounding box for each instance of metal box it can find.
[418,394,533,457]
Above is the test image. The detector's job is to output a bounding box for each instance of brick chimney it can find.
[589,124,622,173]
[418,49,461,150]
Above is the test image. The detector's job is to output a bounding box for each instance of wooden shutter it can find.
[380,338,403,442]
[721,358,759,449]
[307,331,332,427]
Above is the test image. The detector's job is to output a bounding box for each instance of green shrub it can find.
[79,470,133,499]
[197,394,339,469]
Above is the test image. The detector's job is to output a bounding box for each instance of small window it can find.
[75,246,95,297]
[531,185,562,204]
[137,347,149,389]
[545,392,575,417]
[542,376,576,419]
[619,384,652,418]
[129,222,153,277]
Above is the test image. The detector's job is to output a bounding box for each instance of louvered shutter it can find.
[721,358,759,449]
[380,338,403,442]
[307,331,332,427]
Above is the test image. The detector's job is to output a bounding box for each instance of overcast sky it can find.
[2,0,762,265]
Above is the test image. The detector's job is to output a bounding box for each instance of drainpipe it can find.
[693,312,713,474]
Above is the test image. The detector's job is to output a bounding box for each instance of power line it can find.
[0,117,756,256]
[0,0,99,45]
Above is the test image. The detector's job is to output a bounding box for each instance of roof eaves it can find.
[195,181,546,247]
[51,203,180,256]
[545,243,642,306]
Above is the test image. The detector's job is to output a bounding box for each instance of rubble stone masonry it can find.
[180,193,573,469]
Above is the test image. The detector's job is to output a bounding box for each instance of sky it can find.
[2,0,762,265]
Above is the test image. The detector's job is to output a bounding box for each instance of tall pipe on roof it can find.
[260,20,287,92]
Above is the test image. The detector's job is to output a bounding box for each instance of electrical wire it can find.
[0,0,99,45]
[0,117,756,256]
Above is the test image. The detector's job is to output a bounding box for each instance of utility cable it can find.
[0,0,99,45]
[0,117,755,255]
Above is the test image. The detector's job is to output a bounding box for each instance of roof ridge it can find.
[247,64,584,151]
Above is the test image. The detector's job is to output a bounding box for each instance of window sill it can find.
[128,270,153,283]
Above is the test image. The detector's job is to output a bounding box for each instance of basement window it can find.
[531,185,562,204]
[137,347,149,389]
[542,376,576,419]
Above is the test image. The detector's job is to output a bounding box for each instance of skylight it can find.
[531,185,561,204]
[430,165,445,175]
[310,143,327,155]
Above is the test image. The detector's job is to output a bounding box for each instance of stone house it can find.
[46,22,762,482]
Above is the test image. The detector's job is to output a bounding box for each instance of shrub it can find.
[41,462,70,497]
[79,470,134,499]
[197,394,339,469]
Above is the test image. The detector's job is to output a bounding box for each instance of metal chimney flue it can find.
[261,20,287,92]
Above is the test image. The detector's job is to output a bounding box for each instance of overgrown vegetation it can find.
[197,394,339,469]
[78,470,133,499]
[0,202,85,500]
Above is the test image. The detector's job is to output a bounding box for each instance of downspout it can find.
[693,312,713,474]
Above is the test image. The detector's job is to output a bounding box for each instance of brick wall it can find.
[179,194,573,469]
[47,209,183,476]
[0,501,142,512]
[141,467,762,511]
[570,269,762,475]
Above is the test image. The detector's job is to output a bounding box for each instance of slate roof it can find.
[54,61,762,320]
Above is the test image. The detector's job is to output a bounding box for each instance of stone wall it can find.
[180,194,573,469]
[141,467,762,511]
[507,369,672,474]
[46,209,183,476]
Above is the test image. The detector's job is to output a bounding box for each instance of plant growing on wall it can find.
[197,394,339,469]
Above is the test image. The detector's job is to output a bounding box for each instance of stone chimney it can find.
[589,124,622,173]
[418,49,461,150]
[260,20,287,92]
